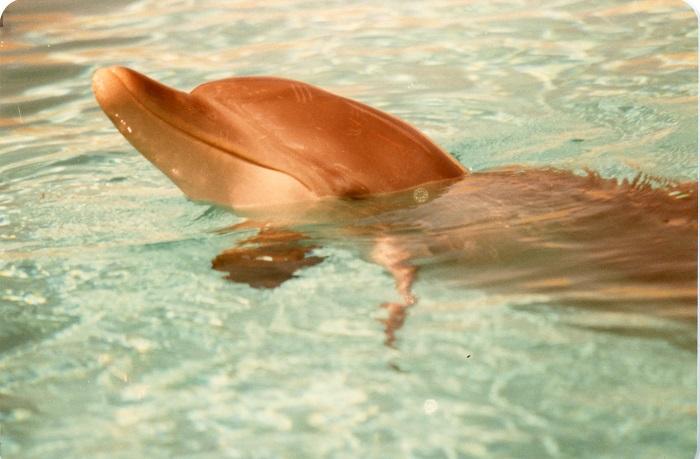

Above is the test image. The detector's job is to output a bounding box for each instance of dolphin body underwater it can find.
[93,67,697,346]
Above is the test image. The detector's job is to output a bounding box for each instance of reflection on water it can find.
[0,1,697,458]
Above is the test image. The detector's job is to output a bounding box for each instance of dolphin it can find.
[92,66,466,210]
[210,168,697,345]
[92,67,697,347]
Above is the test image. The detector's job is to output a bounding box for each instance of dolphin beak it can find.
[91,66,223,199]
[92,66,249,161]
[91,67,116,106]
[91,66,315,208]
[92,66,164,138]
[92,67,126,123]
[92,66,150,115]
[92,66,193,128]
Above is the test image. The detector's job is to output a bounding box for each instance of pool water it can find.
[0,0,697,458]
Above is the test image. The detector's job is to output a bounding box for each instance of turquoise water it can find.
[0,1,697,458]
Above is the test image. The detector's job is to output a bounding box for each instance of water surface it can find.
[0,1,697,458]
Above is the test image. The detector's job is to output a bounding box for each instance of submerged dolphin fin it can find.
[212,228,325,288]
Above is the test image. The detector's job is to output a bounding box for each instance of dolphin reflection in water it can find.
[93,67,697,346]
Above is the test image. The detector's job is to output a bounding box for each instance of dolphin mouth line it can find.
[104,68,312,192]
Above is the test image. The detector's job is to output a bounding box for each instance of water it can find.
[0,0,697,457]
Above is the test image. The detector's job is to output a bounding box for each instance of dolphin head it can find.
[92,66,466,209]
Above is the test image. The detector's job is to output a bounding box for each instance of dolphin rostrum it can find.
[92,66,466,209]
